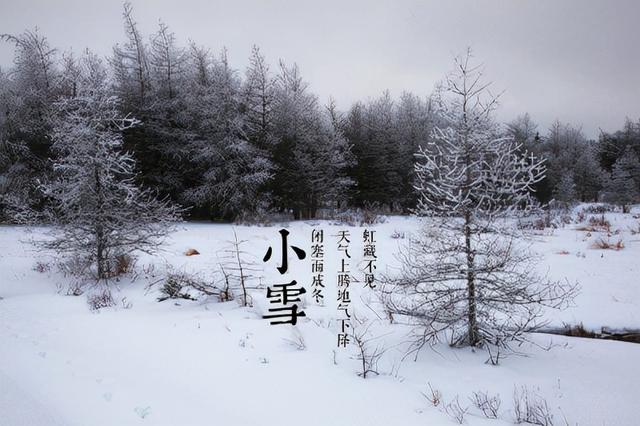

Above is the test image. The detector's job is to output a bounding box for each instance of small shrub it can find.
[330,210,360,226]
[587,215,611,232]
[590,237,624,250]
[350,315,386,379]
[331,208,386,226]
[87,289,115,311]
[154,270,228,302]
[361,209,379,225]
[582,203,615,214]
[445,396,469,424]
[57,255,92,277]
[361,201,387,225]
[513,386,554,426]
[421,382,442,407]
[283,327,306,351]
[33,261,51,273]
[66,282,84,296]
[518,214,553,231]
[470,390,501,419]
[234,208,292,225]
[158,272,197,301]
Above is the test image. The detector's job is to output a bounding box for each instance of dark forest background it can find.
[1,4,639,223]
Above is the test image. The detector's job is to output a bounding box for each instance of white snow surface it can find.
[1,207,639,425]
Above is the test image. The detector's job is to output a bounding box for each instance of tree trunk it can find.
[464,211,478,346]
[95,166,106,279]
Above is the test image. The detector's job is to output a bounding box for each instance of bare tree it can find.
[350,314,387,378]
[382,49,577,361]
[216,229,263,306]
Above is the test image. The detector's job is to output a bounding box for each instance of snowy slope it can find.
[0,209,639,425]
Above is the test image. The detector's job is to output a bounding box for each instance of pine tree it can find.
[382,50,575,360]
[270,61,353,218]
[0,29,58,221]
[149,21,186,101]
[243,45,276,150]
[44,52,180,279]
[604,147,640,212]
[111,2,150,110]
[553,173,577,205]
[185,50,272,220]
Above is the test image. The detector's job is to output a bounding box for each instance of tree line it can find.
[1,3,639,224]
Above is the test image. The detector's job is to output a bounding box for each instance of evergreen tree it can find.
[270,61,353,218]
[242,45,276,150]
[604,147,640,212]
[553,173,577,205]
[44,53,180,279]
[111,2,151,110]
[185,50,272,220]
[0,29,58,221]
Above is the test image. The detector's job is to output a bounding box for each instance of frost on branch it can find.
[382,49,577,362]
[42,51,181,280]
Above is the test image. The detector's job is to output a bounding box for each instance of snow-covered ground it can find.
[1,207,639,425]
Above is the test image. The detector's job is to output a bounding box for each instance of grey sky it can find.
[1,0,638,138]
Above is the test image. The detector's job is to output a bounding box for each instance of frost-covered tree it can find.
[505,113,539,155]
[135,21,192,203]
[345,90,434,211]
[270,61,353,218]
[603,147,640,212]
[149,21,186,101]
[58,51,82,99]
[185,50,272,220]
[243,45,276,150]
[553,173,577,206]
[598,118,640,172]
[44,52,181,279]
[572,143,603,202]
[111,2,150,110]
[382,50,576,360]
[0,29,58,221]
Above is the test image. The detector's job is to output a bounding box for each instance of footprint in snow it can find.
[38,351,46,358]
[103,392,112,402]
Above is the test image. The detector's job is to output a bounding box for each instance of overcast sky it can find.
[1,0,638,138]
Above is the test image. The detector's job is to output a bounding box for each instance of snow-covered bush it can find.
[158,272,198,302]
